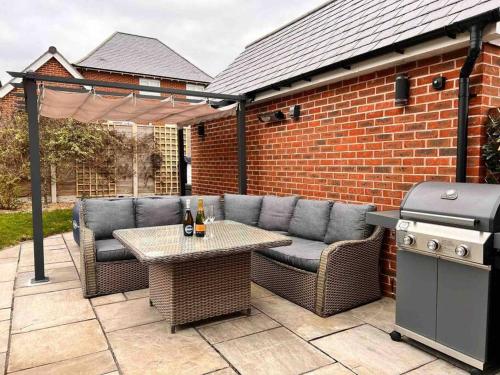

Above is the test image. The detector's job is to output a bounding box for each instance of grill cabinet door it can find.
[436,259,490,362]
[396,249,437,340]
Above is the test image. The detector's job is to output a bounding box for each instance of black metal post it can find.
[23,78,48,283]
[177,128,187,196]
[237,100,247,194]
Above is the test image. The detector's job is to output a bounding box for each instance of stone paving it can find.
[0,233,480,374]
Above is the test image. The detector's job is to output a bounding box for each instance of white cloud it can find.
[0,0,327,85]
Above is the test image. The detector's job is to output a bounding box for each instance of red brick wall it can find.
[0,57,72,117]
[191,44,500,297]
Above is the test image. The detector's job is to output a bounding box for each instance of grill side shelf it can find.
[366,210,399,229]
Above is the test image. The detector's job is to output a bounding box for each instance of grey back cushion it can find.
[324,203,376,244]
[180,196,223,220]
[83,198,135,240]
[258,195,299,231]
[224,194,263,226]
[288,199,332,241]
[135,197,181,228]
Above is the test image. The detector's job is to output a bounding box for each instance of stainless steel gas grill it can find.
[367,181,500,373]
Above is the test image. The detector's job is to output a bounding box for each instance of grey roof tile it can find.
[75,32,212,83]
[208,0,500,95]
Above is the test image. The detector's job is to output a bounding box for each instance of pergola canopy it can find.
[9,71,247,283]
[39,88,237,126]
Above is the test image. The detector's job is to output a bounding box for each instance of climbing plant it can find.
[483,108,500,184]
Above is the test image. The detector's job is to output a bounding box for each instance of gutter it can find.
[456,24,484,183]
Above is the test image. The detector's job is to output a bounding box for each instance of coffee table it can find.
[113,220,291,332]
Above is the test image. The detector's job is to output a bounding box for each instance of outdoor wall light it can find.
[289,105,301,119]
[257,110,286,123]
[197,123,205,138]
[395,74,409,106]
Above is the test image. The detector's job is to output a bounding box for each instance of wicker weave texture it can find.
[96,260,149,295]
[251,253,317,311]
[316,226,385,316]
[149,252,251,327]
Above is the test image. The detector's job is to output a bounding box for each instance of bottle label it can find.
[184,225,193,235]
[195,224,205,232]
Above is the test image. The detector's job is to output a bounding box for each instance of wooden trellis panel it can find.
[154,125,179,195]
[76,124,117,197]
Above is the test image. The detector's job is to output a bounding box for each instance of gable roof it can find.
[75,32,212,84]
[207,0,500,95]
[0,47,85,99]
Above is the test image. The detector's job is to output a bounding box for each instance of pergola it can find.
[8,71,248,283]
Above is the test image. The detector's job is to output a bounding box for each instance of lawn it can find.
[0,209,73,249]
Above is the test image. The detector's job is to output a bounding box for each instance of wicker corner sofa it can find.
[73,194,383,316]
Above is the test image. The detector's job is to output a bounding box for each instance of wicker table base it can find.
[148,252,251,333]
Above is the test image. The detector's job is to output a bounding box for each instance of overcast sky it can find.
[0,0,327,85]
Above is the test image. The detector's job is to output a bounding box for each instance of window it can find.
[139,78,161,96]
[186,83,205,100]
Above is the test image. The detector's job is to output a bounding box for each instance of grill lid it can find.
[400,182,500,232]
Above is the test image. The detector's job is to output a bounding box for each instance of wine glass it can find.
[204,205,215,239]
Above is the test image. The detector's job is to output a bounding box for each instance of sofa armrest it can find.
[315,226,385,316]
[79,208,98,298]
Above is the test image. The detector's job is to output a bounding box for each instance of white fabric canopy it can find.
[39,88,236,125]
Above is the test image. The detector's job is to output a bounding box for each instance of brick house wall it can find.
[0,57,72,117]
[191,44,500,297]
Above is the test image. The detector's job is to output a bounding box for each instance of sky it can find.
[0,0,327,85]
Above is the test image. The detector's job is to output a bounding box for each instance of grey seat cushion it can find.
[258,195,299,231]
[135,196,181,227]
[257,236,326,272]
[224,194,263,226]
[180,196,223,220]
[288,199,332,241]
[83,198,135,240]
[324,203,376,244]
[95,239,136,262]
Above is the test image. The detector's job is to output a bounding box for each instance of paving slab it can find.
[8,350,117,375]
[215,327,333,375]
[18,249,71,267]
[0,352,5,374]
[350,297,395,333]
[108,321,227,375]
[306,363,354,374]
[0,281,14,309]
[8,320,108,373]
[312,324,435,375]
[12,288,95,333]
[17,261,75,273]
[124,288,149,300]
[252,295,362,340]
[251,283,274,299]
[15,266,78,289]
[95,297,163,332]
[406,359,468,374]
[211,368,237,375]
[0,245,20,259]
[0,259,17,283]
[198,313,280,344]
[91,293,126,307]
[0,308,11,322]
[14,281,81,297]
[0,320,9,352]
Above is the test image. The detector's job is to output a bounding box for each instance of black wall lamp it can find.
[197,123,205,138]
[395,74,409,106]
[258,110,286,123]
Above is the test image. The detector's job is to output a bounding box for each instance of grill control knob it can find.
[427,239,440,251]
[403,235,415,246]
[455,245,469,257]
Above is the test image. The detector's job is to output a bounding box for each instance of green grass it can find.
[0,209,73,250]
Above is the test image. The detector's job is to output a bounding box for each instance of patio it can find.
[0,233,469,375]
